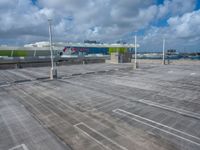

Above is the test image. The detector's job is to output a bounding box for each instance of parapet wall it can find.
[137,59,200,65]
[0,56,106,69]
[136,59,200,65]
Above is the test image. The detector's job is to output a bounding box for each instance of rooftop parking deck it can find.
[0,62,200,150]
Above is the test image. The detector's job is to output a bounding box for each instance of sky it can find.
[0,0,200,52]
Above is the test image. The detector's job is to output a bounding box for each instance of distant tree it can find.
[116,41,121,44]
[84,40,100,44]
[116,40,126,44]
[167,49,176,55]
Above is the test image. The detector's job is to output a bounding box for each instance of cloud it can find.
[0,0,199,52]
[140,9,200,51]
[0,0,158,43]
[157,0,196,18]
[0,0,52,37]
[168,10,200,39]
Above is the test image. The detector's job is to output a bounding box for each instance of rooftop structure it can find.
[24,41,139,48]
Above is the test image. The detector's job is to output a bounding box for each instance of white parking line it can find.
[9,144,29,150]
[168,71,174,74]
[137,99,200,120]
[74,124,112,150]
[113,109,200,147]
[74,122,128,150]
[190,73,196,76]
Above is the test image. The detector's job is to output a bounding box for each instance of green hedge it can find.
[13,50,28,57]
[0,50,28,57]
[108,47,127,54]
[0,50,53,57]
[0,50,12,56]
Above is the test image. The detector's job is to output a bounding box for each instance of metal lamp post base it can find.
[134,62,138,69]
[162,60,166,65]
[50,68,57,80]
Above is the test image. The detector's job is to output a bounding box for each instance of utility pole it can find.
[162,38,165,65]
[134,35,138,69]
[48,19,57,79]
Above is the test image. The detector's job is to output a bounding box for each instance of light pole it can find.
[48,19,57,79]
[162,38,165,65]
[134,35,138,69]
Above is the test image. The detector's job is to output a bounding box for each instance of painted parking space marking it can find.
[74,122,128,150]
[137,99,200,120]
[190,73,196,76]
[113,109,200,147]
[9,144,29,150]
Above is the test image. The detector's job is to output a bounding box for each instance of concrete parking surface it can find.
[0,62,200,150]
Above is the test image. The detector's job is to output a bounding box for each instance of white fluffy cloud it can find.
[0,0,158,43]
[168,10,200,39]
[141,9,200,51]
[0,0,199,51]
[157,0,196,18]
